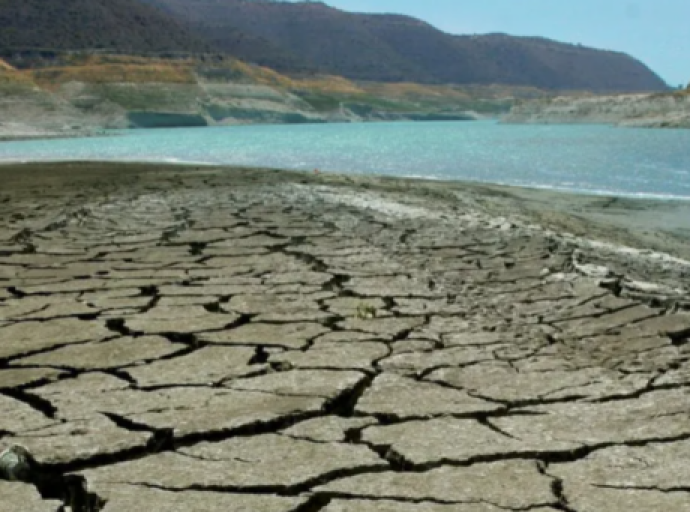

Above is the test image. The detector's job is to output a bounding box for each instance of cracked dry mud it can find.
[1,162,690,511]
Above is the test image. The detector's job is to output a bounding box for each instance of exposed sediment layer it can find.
[1,163,689,511]
[504,92,690,128]
[0,78,485,141]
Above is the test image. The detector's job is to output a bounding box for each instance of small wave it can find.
[501,181,690,202]
[405,174,446,181]
[109,156,218,166]
[158,157,217,166]
[0,155,219,166]
[105,156,219,166]
[0,158,30,165]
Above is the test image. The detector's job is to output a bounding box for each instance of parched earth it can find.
[1,163,690,511]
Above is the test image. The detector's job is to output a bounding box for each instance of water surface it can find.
[1,121,689,199]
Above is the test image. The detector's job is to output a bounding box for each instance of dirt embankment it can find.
[503,90,690,128]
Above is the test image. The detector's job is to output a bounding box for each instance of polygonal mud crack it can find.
[2,163,690,510]
[1,445,105,511]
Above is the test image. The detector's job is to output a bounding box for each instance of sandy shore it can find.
[1,162,690,511]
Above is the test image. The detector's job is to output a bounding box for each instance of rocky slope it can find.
[142,0,668,92]
[503,90,690,128]
[1,55,531,139]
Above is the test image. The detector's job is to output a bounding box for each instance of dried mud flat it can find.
[1,162,690,512]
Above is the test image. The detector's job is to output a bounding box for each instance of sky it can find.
[312,0,689,87]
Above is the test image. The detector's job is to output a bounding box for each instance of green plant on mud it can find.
[356,302,377,319]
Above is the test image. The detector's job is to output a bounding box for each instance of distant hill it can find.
[141,0,668,92]
[0,0,210,54]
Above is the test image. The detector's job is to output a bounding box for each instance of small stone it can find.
[0,445,33,482]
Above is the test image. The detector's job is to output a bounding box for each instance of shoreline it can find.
[504,91,690,129]
[0,130,117,143]
[0,116,486,144]
[2,161,690,267]
[2,156,690,204]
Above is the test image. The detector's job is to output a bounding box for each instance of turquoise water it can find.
[1,121,689,199]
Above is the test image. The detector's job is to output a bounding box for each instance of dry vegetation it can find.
[0,59,34,85]
[1,53,543,118]
[26,56,197,90]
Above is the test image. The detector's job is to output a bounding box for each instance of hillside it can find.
[0,0,679,138]
[0,0,669,92]
[449,34,668,91]
[141,0,668,92]
[3,54,535,140]
[0,0,210,53]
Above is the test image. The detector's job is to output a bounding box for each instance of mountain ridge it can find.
[141,0,668,92]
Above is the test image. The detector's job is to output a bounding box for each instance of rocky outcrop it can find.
[127,112,208,128]
[504,92,690,128]
[0,80,483,138]
[0,53,530,138]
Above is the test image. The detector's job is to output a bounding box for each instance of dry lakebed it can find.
[1,162,690,511]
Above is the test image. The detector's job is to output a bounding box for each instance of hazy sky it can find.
[315,0,689,87]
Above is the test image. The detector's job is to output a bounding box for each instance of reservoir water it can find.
[1,121,689,200]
